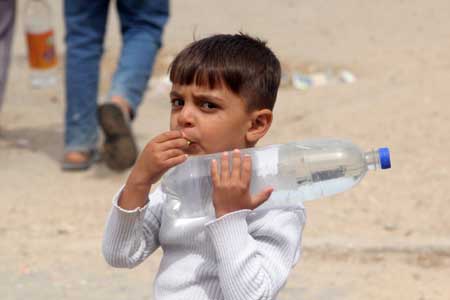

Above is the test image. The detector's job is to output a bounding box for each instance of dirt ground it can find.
[1,1,450,299]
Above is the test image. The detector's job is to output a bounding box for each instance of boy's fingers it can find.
[220,152,229,180]
[154,130,183,143]
[162,149,186,160]
[210,159,219,185]
[241,155,252,185]
[231,149,241,179]
[159,138,190,151]
[164,154,188,169]
[252,187,274,208]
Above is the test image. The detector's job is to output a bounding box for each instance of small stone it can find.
[57,229,70,235]
[383,223,398,231]
[404,229,413,236]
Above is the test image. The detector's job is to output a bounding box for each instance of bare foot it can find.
[64,151,91,164]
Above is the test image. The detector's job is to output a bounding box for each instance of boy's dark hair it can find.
[169,33,281,111]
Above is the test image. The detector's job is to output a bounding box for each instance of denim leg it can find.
[110,0,169,116]
[0,0,15,112]
[64,0,109,152]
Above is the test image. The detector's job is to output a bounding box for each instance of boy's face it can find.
[169,83,254,155]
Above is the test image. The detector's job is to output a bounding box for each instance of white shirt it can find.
[102,186,306,300]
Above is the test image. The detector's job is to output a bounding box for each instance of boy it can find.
[103,33,306,300]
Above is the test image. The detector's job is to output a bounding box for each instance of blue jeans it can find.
[64,0,169,152]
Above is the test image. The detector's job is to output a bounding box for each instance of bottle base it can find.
[29,69,57,89]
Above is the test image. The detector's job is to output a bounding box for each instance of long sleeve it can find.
[102,186,164,268]
[205,208,306,300]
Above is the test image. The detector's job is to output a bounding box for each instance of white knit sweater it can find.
[102,186,306,300]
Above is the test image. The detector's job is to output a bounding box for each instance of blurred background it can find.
[1,0,449,299]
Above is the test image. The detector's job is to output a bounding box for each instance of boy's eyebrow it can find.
[170,90,183,98]
[170,90,225,103]
[192,92,224,103]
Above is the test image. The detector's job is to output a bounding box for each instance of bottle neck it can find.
[364,150,380,171]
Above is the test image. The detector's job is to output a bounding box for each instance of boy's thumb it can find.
[252,187,274,208]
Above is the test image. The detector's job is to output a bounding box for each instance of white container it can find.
[161,139,391,218]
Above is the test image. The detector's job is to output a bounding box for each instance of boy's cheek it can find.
[169,118,177,130]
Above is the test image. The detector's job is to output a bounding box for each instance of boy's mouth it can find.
[183,136,194,146]
[181,132,201,153]
[181,131,193,144]
[183,137,193,146]
[184,139,202,155]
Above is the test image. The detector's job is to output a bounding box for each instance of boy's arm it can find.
[118,180,152,210]
[102,186,165,268]
[102,130,188,268]
[205,208,306,300]
[117,130,189,211]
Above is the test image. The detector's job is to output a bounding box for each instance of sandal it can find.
[98,103,138,171]
[62,150,99,171]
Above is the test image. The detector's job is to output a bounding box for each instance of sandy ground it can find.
[1,0,450,299]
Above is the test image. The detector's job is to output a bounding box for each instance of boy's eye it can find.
[171,99,184,108]
[200,101,218,110]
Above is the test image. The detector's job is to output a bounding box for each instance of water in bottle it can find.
[24,0,58,88]
[161,139,391,219]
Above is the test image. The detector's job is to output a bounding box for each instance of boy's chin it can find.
[185,143,204,155]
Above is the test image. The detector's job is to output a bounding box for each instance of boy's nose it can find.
[177,106,195,127]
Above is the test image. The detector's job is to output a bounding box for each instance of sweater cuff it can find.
[112,185,149,214]
[110,186,148,227]
[205,210,252,260]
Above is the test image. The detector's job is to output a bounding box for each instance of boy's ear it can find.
[246,109,273,146]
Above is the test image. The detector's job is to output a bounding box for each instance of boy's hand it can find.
[210,149,274,218]
[119,130,189,210]
[128,130,189,186]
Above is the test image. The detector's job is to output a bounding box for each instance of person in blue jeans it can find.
[63,0,169,171]
[0,0,15,117]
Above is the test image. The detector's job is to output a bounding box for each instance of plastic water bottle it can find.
[161,139,391,218]
[24,0,58,88]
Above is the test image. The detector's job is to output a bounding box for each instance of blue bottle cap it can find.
[378,147,391,169]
